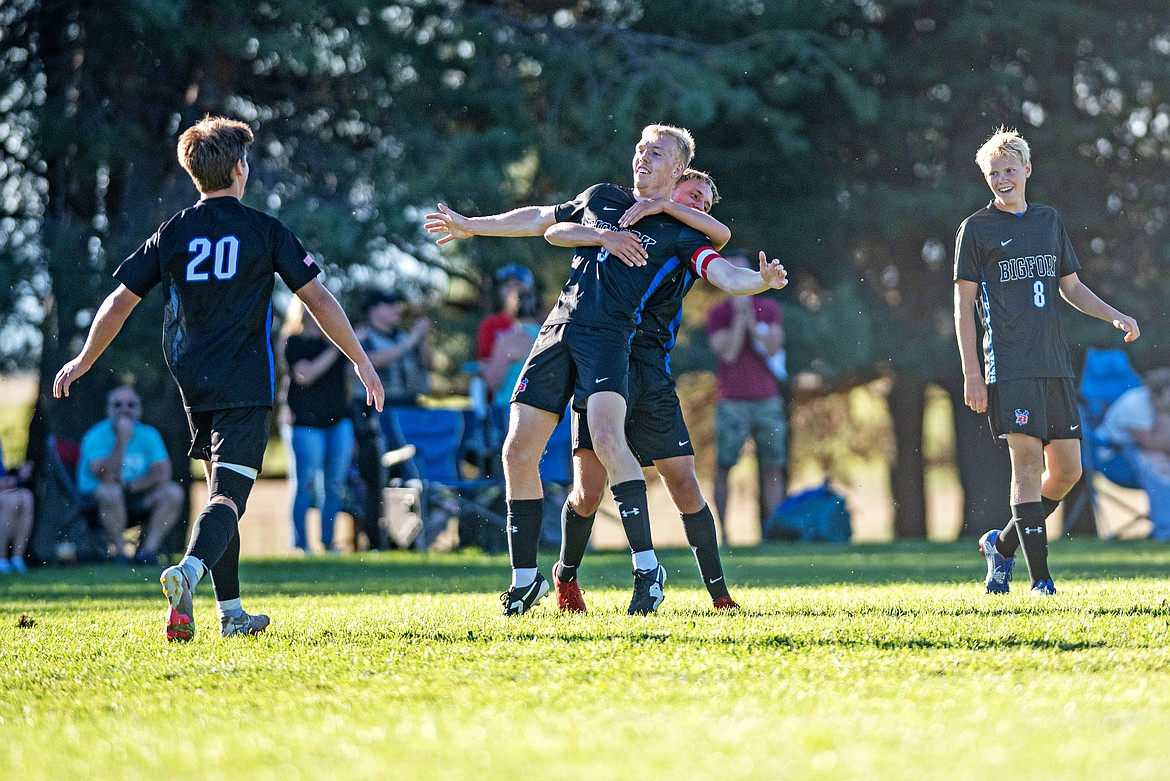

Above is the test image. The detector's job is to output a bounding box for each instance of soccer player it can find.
[545,170,787,613]
[425,125,742,615]
[54,116,384,641]
[954,127,1138,596]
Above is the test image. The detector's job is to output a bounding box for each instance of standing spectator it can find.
[279,298,354,553]
[0,447,33,574]
[477,264,539,404]
[77,385,186,565]
[1098,367,1170,540]
[705,249,788,541]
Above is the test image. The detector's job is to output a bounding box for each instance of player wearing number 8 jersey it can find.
[54,116,383,642]
[954,127,1138,597]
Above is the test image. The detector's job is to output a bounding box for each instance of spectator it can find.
[705,249,788,540]
[0,447,33,574]
[1099,367,1170,541]
[477,264,539,404]
[77,386,186,564]
[279,298,355,553]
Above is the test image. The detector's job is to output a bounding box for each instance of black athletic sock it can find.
[558,501,595,580]
[187,503,239,571]
[682,505,728,600]
[612,479,653,554]
[997,495,1061,558]
[210,525,241,603]
[1010,501,1051,583]
[506,498,543,570]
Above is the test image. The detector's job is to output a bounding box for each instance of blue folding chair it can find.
[1069,348,1148,536]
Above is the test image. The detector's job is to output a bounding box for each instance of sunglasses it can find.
[109,400,140,410]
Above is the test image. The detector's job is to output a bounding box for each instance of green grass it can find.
[2,541,1169,780]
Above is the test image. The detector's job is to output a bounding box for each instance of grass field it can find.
[2,541,1169,780]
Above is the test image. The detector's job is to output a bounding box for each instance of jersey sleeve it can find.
[114,232,164,297]
[1056,215,1082,277]
[272,220,321,293]
[676,226,719,280]
[953,217,981,283]
[552,184,605,224]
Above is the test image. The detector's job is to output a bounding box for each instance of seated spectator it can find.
[1099,367,1170,540]
[477,264,539,405]
[78,386,186,564]
[0,448,33,574]
[279,298,354,553]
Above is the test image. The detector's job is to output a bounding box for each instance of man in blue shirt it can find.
[78,386,185,565]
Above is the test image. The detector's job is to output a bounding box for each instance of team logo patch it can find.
[516,377,528,393]
[1015,408,1030,425]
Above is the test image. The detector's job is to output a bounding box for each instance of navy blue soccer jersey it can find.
[954,202,1081,382]
[545,183,718,335]
[114,196,320,411]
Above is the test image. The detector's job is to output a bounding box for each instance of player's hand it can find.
[53,357,90,399]
[618,197,667,228]
[963,374,988,414]
[758,251,788,290]
[601,230,649,267]
[355,360,385,412]
[423,203,474,245]
[1114,315,1140,342]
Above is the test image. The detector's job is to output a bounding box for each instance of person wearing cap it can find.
[477,265,540,405]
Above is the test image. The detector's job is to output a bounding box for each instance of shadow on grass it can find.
[3,539,1169,605]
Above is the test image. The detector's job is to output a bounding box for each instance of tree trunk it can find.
[939,375,1013,538]
[888,373,927,538]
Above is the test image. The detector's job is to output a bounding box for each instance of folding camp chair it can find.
[1066,347,1149,537]
[392,407,506,550]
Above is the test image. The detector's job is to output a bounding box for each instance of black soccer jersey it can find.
[630,267,701,373]
[545,183,717,335]
[954,202,1081,382]
[114,196,321,412]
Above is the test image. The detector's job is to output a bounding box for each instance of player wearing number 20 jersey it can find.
[114,196,321,412]
[953,202,1081,383]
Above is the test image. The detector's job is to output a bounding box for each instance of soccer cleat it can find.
[221,610,271,638]
[628,564,667,615]
[160,564,195,642]
[500,572,550,616]
[979,529,1015,594]
[552,560,587,613]
[712,595,741,611]
[1030,579,1057,596]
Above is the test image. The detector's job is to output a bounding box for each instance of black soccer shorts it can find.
[186,405,272,472]
[988,376,1081,444]
[511,323,631,414]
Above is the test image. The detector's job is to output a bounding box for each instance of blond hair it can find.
[177,115,254,193]
[642,124,695,169]
[677,168,720,206]
[976,126,1031,171]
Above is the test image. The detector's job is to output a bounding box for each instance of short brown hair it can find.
[677,168,721,205]
[177,116,254,193]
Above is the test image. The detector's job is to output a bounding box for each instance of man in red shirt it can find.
[476,264,537,403]
[705,249,787,541]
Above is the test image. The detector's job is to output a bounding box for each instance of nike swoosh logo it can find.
[602,206,618,211]
[708,576,723,584]
[1071,424,1080,430]
[1001,239,1013,247]
[678,440,689,447]
[595,377,609,384]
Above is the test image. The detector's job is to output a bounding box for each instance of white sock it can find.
[179,555,207,585]
[217,598,243,619]
[511,568,538,589]
[633,550,659,572]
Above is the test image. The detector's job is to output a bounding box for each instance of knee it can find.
[502,433,540,473]
[568,483,603,516]
[93,482,124,509]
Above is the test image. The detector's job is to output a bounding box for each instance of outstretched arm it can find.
[424,202,559,244]
[618,197,731,250]
[1059,272,1139,342]
[704,250,788,295]
[544,223,649,267]
[295,279,385,411]
[954,280,987,413]
[53,285,142,398]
